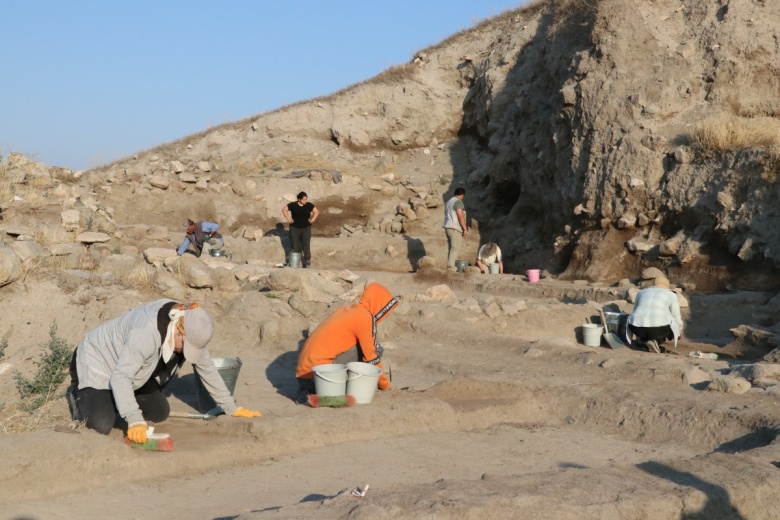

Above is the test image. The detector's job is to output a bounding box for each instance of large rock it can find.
[288,293,323,318]
[61,209,82,231]
[153,269,188,301]
[300,271,347,303]
[730,363,780,388]
[267,269,347,303]
[149,175,171,190]
[425,284,457,302]
[49,243,84,256]
[229,264,269,283]
[143,248,178,265]
[259,320,280,342]
[707,375,751,394]
[267,269,302,292]
[172,254,215,288]
[12,241,43,265]
[76,232,111,244]
[213,267,240,293]
[682,366,711,386]
[2,225,35,237]
[0,247,22,286]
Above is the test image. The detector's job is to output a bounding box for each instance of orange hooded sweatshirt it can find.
[296,282,397,390]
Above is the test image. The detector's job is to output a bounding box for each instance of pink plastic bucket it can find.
[526,269,541,283]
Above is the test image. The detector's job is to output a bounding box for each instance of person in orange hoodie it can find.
[295,282,398,403]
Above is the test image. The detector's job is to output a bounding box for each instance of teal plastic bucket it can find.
[193,357,242,413]
[312,364,348,397]
[346,362,382,404]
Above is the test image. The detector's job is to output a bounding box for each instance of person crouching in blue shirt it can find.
[177,219,224,257]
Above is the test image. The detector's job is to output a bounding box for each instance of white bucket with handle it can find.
[312,364,347,396]
[346,362,383,404]
[582,324,602,347]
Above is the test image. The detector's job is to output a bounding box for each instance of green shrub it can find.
[0,338,6,358]
[13,323,73,411]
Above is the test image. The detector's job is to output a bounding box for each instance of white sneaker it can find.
[646,339,661,353]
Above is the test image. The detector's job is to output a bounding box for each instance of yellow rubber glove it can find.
[232,407,261,418]
[127,422,148,444]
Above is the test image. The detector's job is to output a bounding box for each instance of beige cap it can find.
[654,276,671,289]
[183,307,213,363]
[641,267,665,280]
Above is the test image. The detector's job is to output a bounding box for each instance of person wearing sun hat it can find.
[68,300,260,442]
[627,275,683,353]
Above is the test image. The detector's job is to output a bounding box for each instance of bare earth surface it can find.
[2,271,780,520]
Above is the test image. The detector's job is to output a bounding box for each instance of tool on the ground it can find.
[53,423,81,434]
[600,308,628,349]
[352,484,370,498]
[307,394,356,408]
[124,427,175,452]
[169,411,218,421]
[689,351,718,360]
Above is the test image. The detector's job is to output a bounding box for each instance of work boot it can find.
[294,388,312,405]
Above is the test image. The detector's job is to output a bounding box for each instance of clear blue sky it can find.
[0,1,525,171]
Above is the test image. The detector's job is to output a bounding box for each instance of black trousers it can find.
[629,324,673,343]
[70,350,170,434]
[290,226,312,265]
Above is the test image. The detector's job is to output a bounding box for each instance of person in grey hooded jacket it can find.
[69,299,260,444]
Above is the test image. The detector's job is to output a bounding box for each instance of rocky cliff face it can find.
[456,0,780,290]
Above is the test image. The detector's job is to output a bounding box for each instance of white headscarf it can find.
[161,306,187,363]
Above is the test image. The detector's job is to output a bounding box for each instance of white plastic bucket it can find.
[582,324,602,347]
[346,362,382,404]
[312,364,347,396]
[489,263,500,274]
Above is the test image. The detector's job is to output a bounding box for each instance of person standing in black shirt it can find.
[282,191,319,268]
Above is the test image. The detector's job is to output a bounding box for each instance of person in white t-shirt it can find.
[476,242,503,274]
[627,276,683,353]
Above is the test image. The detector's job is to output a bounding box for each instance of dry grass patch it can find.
[689,114,780,152]
[0,398,71,434]
[34,226,69,247]
[124,264,157,294]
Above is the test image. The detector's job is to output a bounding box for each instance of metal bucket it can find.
[193,357,242,413]
[455,260,469,272]
[288,252,302,268]
[209,249,232,261]
[604,311,629,337]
